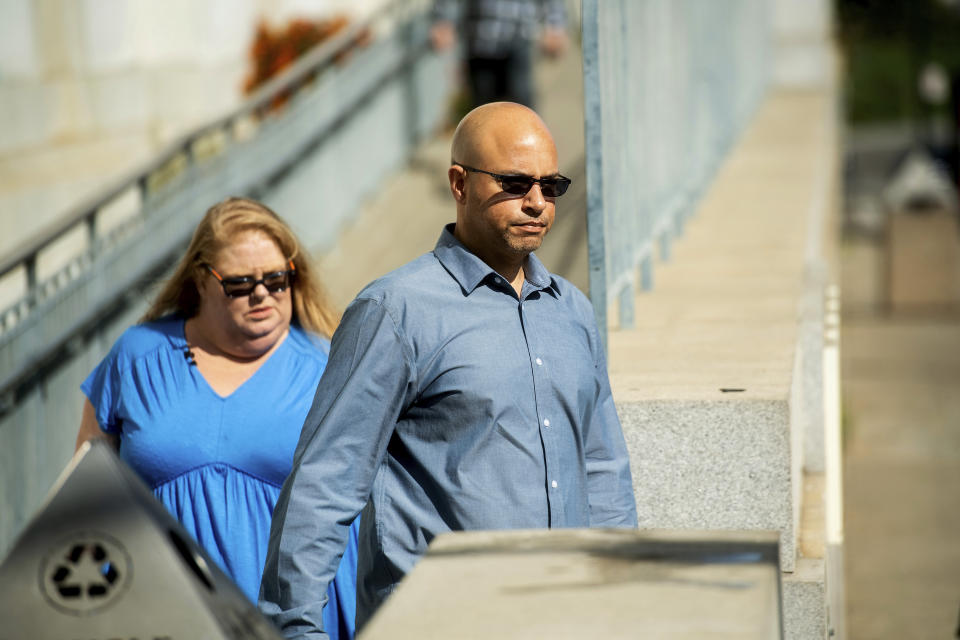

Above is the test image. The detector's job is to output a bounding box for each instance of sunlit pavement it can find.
[841,237,960,639]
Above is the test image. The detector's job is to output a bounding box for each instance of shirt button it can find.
[551,480,558,488]
[543,418,550,427]
[535,357,543,366]
[494,276,502,284]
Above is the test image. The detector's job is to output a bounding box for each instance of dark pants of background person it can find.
[466,44,534,108]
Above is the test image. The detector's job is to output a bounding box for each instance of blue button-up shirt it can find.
[260,225,637,638]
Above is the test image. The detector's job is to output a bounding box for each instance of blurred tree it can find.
[242,16,371,111]
[244,17,350,95]
[837,0,960,124]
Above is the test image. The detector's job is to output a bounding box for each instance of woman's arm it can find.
[75,398,119,452]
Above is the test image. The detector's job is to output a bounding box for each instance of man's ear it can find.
[449,165,467,203]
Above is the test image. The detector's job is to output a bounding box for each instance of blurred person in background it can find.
[74,197,359,640]
[430,0,568,108]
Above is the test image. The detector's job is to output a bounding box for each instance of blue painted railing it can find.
[582,0,771,344]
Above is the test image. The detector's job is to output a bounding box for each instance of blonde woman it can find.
[76,197,359,639]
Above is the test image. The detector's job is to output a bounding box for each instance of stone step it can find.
[782,471,845,640]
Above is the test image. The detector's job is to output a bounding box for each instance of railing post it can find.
[183,137,196,187]
[24,254,36,301]
[618,283,635,330]
[85,211,97,253]
[640,254,653,292]
[582,0,608,353]
[659,230,671,262]
[0,390,12,417]
[137,174,149,209]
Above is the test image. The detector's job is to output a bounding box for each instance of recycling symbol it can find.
[40,532,132,615]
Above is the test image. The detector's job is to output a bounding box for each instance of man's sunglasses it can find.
[206,262,296,298]
[453,162,572,197]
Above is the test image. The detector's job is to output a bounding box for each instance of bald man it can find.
[259,103,637,639]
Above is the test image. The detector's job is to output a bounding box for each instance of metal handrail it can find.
[0,5,388,289]
[582,0,771,349]
[0,0,442,406]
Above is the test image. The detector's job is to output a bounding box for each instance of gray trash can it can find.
[0,440,283,640]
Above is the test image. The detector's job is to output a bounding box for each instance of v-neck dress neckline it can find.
[177,319,290,401]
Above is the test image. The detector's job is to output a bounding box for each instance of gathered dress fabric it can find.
[81,316,359,640]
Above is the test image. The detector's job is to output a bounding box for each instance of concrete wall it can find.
[772,0,836,90]
[0,0,248,154]
[0,0,394,261]
[601,1,844,635]
[608,85,842,638]
[0,0,391,154]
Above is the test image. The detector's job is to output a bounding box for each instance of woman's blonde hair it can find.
[143,197,339,337]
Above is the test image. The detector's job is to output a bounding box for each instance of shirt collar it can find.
[433,224,558,295]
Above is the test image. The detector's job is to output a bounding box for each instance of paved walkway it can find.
[841,238,960,639]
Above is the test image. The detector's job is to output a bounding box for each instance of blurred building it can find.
[0,0,389,257]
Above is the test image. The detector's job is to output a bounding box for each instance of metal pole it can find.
[582,0,608,353]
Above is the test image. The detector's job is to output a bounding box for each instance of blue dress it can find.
[81,316,358,639]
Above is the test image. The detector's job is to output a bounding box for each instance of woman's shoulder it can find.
[285,324,331,360]
[110,315,184,362]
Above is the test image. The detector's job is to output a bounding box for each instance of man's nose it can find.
[522,183,546,215]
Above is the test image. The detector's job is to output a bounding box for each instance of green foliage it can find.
[836,0,960,123]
